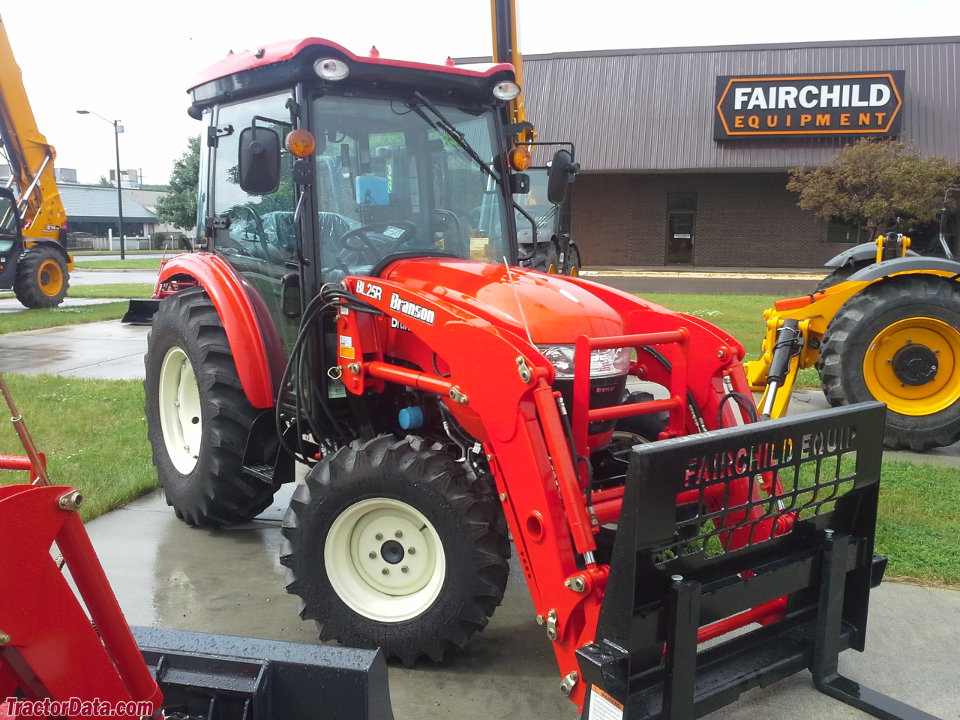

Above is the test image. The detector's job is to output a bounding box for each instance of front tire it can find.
[144,287,277,525]
[818,275,960,451]
[281,435,510,666]
[14,245,69,308]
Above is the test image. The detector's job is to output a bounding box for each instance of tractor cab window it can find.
[311,95,509,280]
[212,94,296,267]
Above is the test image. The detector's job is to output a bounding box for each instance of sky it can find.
[3,0,957,186]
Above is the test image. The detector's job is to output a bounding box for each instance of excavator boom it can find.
[0,14,66,240]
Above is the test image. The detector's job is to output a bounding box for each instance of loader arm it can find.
[0,16,66,241]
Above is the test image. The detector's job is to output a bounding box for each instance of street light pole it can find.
[76,110,125,260]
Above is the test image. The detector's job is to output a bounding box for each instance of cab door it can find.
[209,93,300,349]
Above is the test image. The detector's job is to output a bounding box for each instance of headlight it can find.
[537,345,631,379]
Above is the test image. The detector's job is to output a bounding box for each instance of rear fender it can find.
[845,255,960,283]
[23,239,74,271]
[825,242,920,269]
[156,253,280,409]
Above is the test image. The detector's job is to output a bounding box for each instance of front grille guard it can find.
[577,402,940,720]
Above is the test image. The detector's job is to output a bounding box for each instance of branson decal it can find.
[714,71,904,139]
[389,292,436,325]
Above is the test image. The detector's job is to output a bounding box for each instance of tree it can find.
[156,136,200,230]
[787,139,960,238]
[97,176,113,187]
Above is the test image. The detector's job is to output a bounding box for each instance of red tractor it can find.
[139,39,931,718]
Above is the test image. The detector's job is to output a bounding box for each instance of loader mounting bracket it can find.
[578,402,940,720]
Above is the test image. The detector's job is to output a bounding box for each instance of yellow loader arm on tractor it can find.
[0,14,72,308]
[747,234,960,452]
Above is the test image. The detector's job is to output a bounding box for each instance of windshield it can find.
[311,95,510,278]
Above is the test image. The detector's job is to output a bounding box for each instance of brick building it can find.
[507,36,960,268]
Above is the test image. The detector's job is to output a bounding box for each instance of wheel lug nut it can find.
[395,530,403,538]
[382,568,390,575]
[369,552,377,559]
[375,533,383,540]
[401,566,409,573]
[408,547,416,555]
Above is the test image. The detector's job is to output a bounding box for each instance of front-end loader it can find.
[748,188,960,452]
[136,37,939,719]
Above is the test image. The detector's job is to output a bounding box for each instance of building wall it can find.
[571,172,833,268]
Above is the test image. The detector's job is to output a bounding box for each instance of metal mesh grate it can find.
[657,425,861,563]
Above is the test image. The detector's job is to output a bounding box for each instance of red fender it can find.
[156,253,276,408]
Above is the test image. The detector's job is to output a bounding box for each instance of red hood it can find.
[382,258,626,344]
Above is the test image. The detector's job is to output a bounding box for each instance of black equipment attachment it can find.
[133,627,394,720]
[578,402,940,720]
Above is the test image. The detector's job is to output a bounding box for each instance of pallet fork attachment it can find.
[577,402,940,720]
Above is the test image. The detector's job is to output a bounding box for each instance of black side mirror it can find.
[547,149,579,205]
[238,126,281,195]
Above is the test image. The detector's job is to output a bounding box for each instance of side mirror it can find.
[238,126,281,195]
[547,149,579,205]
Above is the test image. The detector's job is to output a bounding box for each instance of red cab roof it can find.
[190,37,514,90]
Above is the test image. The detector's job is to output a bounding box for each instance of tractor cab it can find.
[189,40,528,349]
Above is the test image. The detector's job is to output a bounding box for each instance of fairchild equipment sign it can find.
[714,71,904,139]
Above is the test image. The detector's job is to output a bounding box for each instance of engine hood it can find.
[381,258,626,344]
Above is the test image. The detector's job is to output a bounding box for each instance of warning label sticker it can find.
[588,686,624,720]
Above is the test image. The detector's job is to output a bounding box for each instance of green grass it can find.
[0,374,155,522]
[641,292,820,387]
[0,302,129,334]
[70,249,162,256]
[73,258,163,270]
[876,460,960,586]
[68,283,155,299]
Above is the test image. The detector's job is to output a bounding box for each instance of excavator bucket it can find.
[578,402,938,720]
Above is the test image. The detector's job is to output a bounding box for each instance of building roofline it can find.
[458,34,960,64]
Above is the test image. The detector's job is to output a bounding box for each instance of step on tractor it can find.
[0,16,72,309]
[748,188,960,452]
[139,38,937,719]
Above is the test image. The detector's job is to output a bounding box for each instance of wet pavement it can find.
[2,268,958,719]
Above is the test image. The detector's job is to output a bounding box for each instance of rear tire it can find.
[144,287,277,525]
[14,245,69,308]
[563,244,581,276]
[818,276,960,451]
[281,435,510,666]
[527,240,559,273]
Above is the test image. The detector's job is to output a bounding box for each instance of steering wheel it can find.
[336,221,418,264]
[432,209,467,257]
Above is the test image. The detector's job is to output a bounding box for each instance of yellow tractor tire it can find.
[13,245,69,308]
[818,275,960,451]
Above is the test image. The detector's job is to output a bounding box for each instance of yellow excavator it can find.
[0,14,71,308]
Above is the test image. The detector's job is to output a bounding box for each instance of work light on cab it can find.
[315,58,350,81]
[492,81,520,101]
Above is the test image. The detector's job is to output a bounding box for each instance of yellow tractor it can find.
[748,190,960,451]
